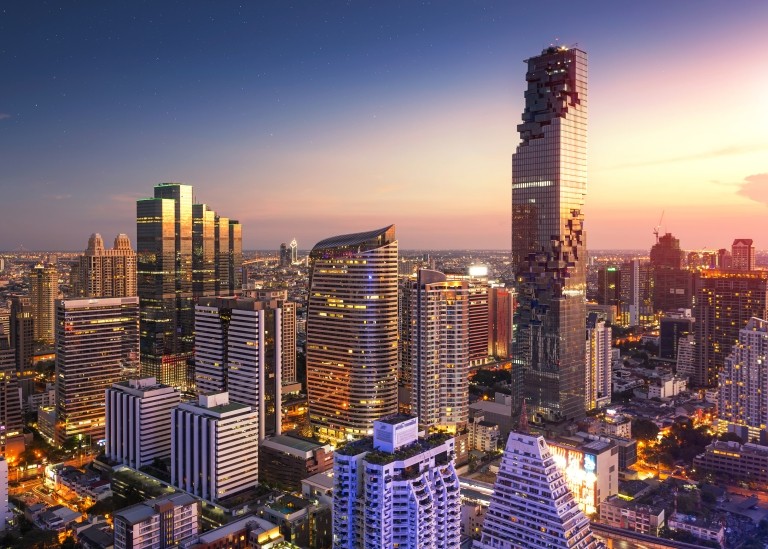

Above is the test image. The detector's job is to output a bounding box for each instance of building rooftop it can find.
[263,434,325,454]
[311,225,395,252]
[377,413,416,426]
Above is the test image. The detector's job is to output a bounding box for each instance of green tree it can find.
[632,419,659,441]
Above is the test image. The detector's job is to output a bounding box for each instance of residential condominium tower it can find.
[105,377,180,469]
[474,431,603,549]
[407,269,469,433]
[511,46,588,422]
[718,317,768,443]
[333,414,461,549]
[137,183,242,391]
[71,233,137,298]
[55,297,139,445]
[307,226,398,443]
[29,263,58,344]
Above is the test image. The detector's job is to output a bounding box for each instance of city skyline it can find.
[2,2,768,251]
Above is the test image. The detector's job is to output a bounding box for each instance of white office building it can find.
[171,392,258,503]
[105,377,180,468]
[195,295,292,439]
[333,414,461,549]
[475,431,603,549]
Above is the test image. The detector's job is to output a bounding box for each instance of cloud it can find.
[737,173,768,206]
[0,113,10,120]
[611,144,768,169]
[44,193,72,201]
[110,192,144,203]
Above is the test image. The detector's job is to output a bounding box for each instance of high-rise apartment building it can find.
[659,309,694,360]
[407,269,469,433]
[55,297,139,445]
[650,233,692,313]
[137,183,242,391]
[171,392,258,503]
[334,415,461,549]
[113,492,199,549]
[585,312,612,411]
[718,317,768,442]
[105,377,180,468]
[732,238,756,272]
[511,46,588,423]
[488,286,513,359]
[279,243,290,267]
[618,258,653,327]
[693,270,768,387]
[29,264,58,344]
[195,294,293,439]
[72,233,137,298]
[9,297,33,371]
[475,431,602,549]
[307,226,398,443]
[0,458,10,532]
[597,266,621,307]
[0,328,23,457]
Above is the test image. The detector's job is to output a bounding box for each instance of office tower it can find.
[195,294,292,439]
[597,266,621,307]
[585,312,612,411]
[259,434,334,491]
[467,280,490,366]
[407,269,469,433]
[280,242,290,267]
[0,458,9,532]
[72,233,137,298]
[137,183,242,391]
[0,308,9,337]
[693,270,768,387]
[333,415,461,549]
[718,318,768,443]
[511,46,588,423]
[475,431,602,549]
[241,288,297,385]
[659,309,694,360]
[171,392,258,503]
[307,225,398,443]
[55,297,140,445]
[105,377,180,469]
[9,297,33,371]
[113,492,199,549]
[290,238,298,264]
[29,263,58,344]
[732,239,755,272]
[619,258,652,327]
[650,233,692,313]
[488,287,513,359]
[0,328,23,457]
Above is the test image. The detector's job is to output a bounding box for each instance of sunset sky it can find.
[2,1,767,251]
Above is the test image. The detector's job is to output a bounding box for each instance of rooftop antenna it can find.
[653,210,665,244]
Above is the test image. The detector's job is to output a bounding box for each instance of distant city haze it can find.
[2,3,767,250]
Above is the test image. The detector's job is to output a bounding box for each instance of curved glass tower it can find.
[512,47,588,422]
[307,225,398,443]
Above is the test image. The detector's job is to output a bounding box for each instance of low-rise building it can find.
[301,470,334,506]
[258,494,331,549]
[668,513,725,546]
[113,492,199,549]
[693,440,768,485]
[178,515,285,549]
[258,434,333,491]
[600,414,631,439]
[599,495,665,536]
[467,414,499,452]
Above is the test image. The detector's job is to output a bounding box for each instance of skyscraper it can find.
[407,269,469,434]
[718,317,768,443]
[650,233,692,313]
[732,238,755,272]
[137,183,242,391]
[9,297,33,371]
[307,225,398,443]
[475,431,602,549]
[195,294,293,439]
[585,312,612,411]
[511,46,588,422]
[488,286,513,359]
[0,327,23,457]
[693,270,768,387]
[55,297,139,445]
[29,264,58,344]
[72,233,137,298]
[333,414,461,549]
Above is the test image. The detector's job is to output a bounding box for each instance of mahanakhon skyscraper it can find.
[512,46,588,423]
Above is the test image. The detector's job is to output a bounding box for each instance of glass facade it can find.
[512,47,588,422]
[307,225,398,443]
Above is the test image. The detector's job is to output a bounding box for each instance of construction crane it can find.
[653,210,665,244]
